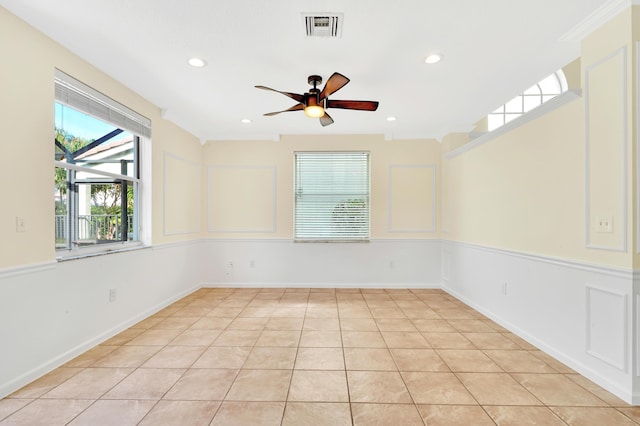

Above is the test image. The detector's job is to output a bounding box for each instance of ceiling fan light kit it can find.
[255,72,379,127]
[304,105,325,118]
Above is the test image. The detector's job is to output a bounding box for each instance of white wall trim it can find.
[585,283,628,372]
[207,165,277,233]
[0,260,57,280]
[442,239,633,279]
[387,164,437,233]
[163,151,202,236]
[559,0,634,43]
[636,293,640,377]
[202,281,441,289]
[201,238,441,243]
[584,47,628,252]
[0,283,199,399]
[151,238,206,251]
[445,90,582,160]
[636,42,640,254]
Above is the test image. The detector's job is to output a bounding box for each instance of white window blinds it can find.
[295,152,370,241]
[54,69,152,138]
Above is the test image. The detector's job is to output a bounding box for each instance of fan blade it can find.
[319,112,334,127]
[255,85,305,103]
[326,99,379,111]
[264,103,304,116]
[319,73,350,100]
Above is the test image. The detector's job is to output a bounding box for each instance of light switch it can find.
[16,217,27,232]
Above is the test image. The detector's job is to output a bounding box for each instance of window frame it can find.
[487,70,568,131]
[54,70,151,259]
[294,151,371,243]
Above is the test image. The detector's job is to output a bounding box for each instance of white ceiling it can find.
[1,0,614,141]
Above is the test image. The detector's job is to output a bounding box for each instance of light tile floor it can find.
[2,288,640,425]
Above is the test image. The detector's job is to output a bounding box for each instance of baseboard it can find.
[0,284,200,399]
[201,282,442,289]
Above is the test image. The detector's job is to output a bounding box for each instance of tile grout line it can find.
[135,292,230,425]
[280,287,311,426]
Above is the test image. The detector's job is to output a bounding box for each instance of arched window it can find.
[487,70,568,131]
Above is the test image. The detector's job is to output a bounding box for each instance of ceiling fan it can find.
[255,72,379,126]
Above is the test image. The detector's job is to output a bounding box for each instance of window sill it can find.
[445,89,582,159]
[56,241,148,262]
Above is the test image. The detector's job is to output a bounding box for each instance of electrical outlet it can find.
[249,260,255,268]
[502,283,507,295]
[15,216,27,232]
[109,288,117,302]
[225,261,234,277]
[596,216,613,233]
[389,261,395,269]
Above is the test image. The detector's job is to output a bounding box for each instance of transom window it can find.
[487,70,567,131]
[295,152,370,241]
[54,70,150,254]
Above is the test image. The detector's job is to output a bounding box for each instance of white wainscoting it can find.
[201,239,442,288]
[4,237,639,403]
[441,240,635,403]
[0,241,206,399]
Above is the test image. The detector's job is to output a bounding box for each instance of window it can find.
[54,70,150,255]
[487,70,567,131]
[295,152,370,241]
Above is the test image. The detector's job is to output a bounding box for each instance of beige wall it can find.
[0,6,201,269]
[0,4,442,271]
[633,7,640,269]
[5,0,640,271]
[582,8,633,259]
[443,8,637,269]
[445,100,598,260]
[203,135,441,240]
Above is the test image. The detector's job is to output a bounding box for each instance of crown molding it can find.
[560,0,636,43]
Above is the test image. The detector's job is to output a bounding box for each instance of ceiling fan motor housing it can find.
[305,89,322,108]
[308,75,322,88]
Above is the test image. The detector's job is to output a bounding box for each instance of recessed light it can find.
[386,116,397,122]
[188,57,207,68]
[425,53,442,64]
[241,118,252,124]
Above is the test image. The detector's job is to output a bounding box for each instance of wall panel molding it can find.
[585,284,628,372]
[636,42,640,254]
[584,46,627,252]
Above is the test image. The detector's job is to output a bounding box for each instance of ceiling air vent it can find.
[303,13,343,38]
